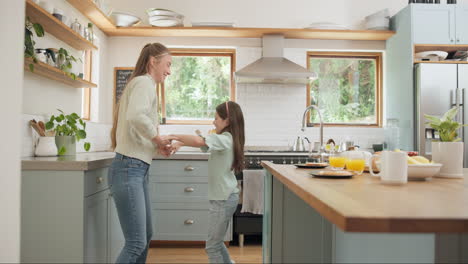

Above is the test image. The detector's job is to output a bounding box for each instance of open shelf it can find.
[66,0,394,40]
[414,60,468,64]
[414,44,468,53]
[104,26,395,40]
[66,0,116,32]
[24,57,98,88]
[26,0,97,51]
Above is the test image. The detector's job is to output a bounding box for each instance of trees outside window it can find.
[307,52,382,127]
[162,49,235,124]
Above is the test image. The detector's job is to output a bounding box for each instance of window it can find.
[161,49,236,124]
[307,52,382,127]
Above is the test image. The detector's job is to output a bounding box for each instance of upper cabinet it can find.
[412,4,467,45]
[455,5,468,44]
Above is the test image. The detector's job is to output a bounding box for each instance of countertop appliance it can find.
[234,150,310,246]
[415,63,468,166]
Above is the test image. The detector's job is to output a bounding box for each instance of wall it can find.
[106,37,386,148]
[0,1,24,262]
[21,0,110,156]
[110,0,468,29]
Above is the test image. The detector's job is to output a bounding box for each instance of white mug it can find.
[370,151,408,185]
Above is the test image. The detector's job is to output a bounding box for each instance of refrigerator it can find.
[415,63,468,166]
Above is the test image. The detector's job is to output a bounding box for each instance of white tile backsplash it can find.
[158,83,385,149]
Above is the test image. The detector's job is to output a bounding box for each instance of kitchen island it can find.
[262,161,468,263]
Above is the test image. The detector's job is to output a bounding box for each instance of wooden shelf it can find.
[26,0,97,51]
[24,58,98,88]
[66,0,394,40]
[105,27,395,40]
[414,44,468,53]
[414,60,468,64]
[66,0,116,32]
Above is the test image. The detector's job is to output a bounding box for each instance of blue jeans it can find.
[205,192,239,264]
[108,153,152,264]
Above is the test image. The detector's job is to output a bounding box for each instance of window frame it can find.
[161,48,236,125]
[82,50,92,120]
[306,51,383,128]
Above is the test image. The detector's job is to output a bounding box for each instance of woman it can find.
[108,43,172,263]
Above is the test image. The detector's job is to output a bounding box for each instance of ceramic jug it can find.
[35,137,58,156]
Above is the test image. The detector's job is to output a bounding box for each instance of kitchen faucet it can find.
[301,105,324,159]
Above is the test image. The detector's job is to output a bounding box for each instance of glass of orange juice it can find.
[329,153,346,170]
[345,151,366,175]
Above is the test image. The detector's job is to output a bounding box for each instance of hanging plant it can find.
[24,16,45,72]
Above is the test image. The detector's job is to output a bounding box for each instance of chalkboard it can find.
[114,67,134,107]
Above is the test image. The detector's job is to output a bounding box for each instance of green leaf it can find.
[45,121,54,130]
[76,130,86,139]
[442,106,459,121]
[58,146,66,155]
[29,63,34,72]
[84,142,91,151]
[32,23,44,37]
[71,113,80,119]
[424,114,441,126]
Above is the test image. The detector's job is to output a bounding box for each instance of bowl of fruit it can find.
[406,153,442,180]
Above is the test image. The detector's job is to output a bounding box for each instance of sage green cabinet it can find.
[21,167,124,263]
[412,4,468,44]
[150,159,232,242]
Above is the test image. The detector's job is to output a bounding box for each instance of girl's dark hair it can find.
[216,101,245,174]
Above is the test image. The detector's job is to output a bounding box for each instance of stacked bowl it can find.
[146,8,184,27]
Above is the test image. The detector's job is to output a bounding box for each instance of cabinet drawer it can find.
[151,182,208,203]
[153,208,210,241]
[150,160,208,178]
[84,168,109,197]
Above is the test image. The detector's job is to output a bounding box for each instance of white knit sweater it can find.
[114,74,159,164]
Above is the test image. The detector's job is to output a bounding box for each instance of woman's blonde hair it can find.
[111,43,170,150]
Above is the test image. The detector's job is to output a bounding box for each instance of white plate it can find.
[146,8,182,18]
[191,22,234,27]
[149,18,183,27]
[305,22,350,30]
[408,163,442,180]
[415,51,448,60]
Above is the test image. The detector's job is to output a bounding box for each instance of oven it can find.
[234,151,310,247]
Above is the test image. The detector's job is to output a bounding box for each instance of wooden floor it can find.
[147,245,262,263]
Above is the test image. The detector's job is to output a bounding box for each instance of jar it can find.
[71,19,81,34]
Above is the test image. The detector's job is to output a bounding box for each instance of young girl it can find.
[166,101,245,264]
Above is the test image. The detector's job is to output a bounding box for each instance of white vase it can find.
[431,141,464,178]
[35,137,58,156]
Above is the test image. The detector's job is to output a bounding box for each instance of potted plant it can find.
[56,48,82,80]
[45,109,91,155]
[24,17,44,72]
[425,106,467,178]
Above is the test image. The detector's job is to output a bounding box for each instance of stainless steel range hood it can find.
[235,35,318,84]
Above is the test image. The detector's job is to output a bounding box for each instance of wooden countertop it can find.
[262,161,468,233]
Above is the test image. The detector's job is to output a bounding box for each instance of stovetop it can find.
[244,150,317,169]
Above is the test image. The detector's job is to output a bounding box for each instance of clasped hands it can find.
[152,135,181,157]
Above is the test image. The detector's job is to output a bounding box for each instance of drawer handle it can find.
[184,187,195,192]
[96,177,103,184]
[184,219,194,225]
[184,166,195,171]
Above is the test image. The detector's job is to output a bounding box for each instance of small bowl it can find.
[408,163,442,180]
[110,12,141,27]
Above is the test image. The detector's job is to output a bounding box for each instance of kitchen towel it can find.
[241,170,264,215]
